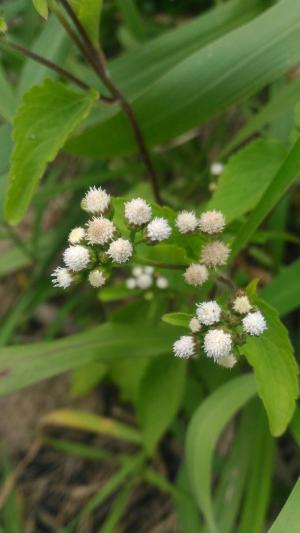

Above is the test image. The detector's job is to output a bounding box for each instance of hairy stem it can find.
[59,0,162,204]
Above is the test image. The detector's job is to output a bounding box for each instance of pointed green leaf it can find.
[162,312,193,328]
[242,299,299,436]
[5,79,97,225]
[70,0,103,46]
[268,476,300,533]
[32,0,48,19]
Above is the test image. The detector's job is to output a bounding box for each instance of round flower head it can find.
[199,210,225,234]
[107,238,133,264]
[63,245,90,272]
[242,311,267,336]
[146,217,172,242]
[173,335,195,359]
[217,354,237,369]
[156,276,169,289]
[176,211,198,234]
[82,186,110,214]
[88,269,106,288]
[184,264,208,286]
[189,317,201,333]
[144,266,154,275]
[51,267,73,289]
[233,295,252,315]
[204,329,232,360]
[68,227,85,244]
[136,273,153,290]
[201,241,230,268]
[126,278,137,290]
[133,266,144,277]
[86,217,115,245]
[210,161,224,176]
[196,300,221,326]
[124,198,152,226]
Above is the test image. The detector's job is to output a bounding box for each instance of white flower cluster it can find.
[173,293,267,368]
[126,266,169,291]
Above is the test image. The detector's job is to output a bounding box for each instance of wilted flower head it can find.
[201,241,230,268]
[204,329,232,360]
[242,311,267,336]
[173,335,195,359]
[124,198,152,226]
[82,186,110,214]
[196,300,221,326]
[146,217,172,242]
[63,245,90,272]
[199,210,225,234]
[156,276,169,289]
[184,264,208,286]
[86,217,115,245]
[68,227,85,244]
[189,317,201,333]
[176,211,198,234]
[88,269,106,288]
[107,238,133,263]
[233,295,252,315]
[51,267,73,289]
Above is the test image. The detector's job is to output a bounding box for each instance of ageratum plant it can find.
[0,0,299,531]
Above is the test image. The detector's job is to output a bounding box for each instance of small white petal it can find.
[107,238,133,264]
[242,311,267,336]
[51,267,73,289]
[86,217,115,245]
[82,186,110,214]
[156,277,169,289]
[68,227,85,244]
[146,217,172,242]
[173,335,195,359]
[133,266,144,277]
[63,245,90,272]
[196,301,221,326]
[199,210,225,234]
[201,241,230,268]
[189,317,201,333]
[88,269,106,288]
[176,211,198,234]
[217,354,237,369]
[136,273,153,289]
[184,264,208,286]
[233,295,252,315]
[204,329,232,360]
[210,162,224,176]
[124,198,152,226]
[126,278,137,289]
[144,266,154,274]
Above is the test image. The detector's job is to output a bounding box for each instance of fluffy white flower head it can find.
[107,238,133,264]
[210,162,224,176]
[156,277,168,289]
[242,311,267,336]
[204,329,232,360]
[176,211,198,234]
[173,335,195,359]
[82,186,110,214]
[189,317,201,333]
[201,241,230,268]
[217,354,237,369]
[136,273,153,289]
[63,245,90,272]
[133,266,143,277]
[126,278,137,290]
[184,264,208,286]
[88,269,106,288]
[146,217,172,242]
[125,198,152,226]
[199,210,225,234]
[68,227,85,244]
[233,295,252,315]
[51,267,73,289]
[196,300,221,326]
[86,217,115,245]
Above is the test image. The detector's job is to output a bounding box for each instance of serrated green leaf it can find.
[70,0,103,46]
[162,312,193,328]
[137,355,187,455]
[5,79,97,225]
[32,0,48,19]
[242,299,299,436]
[186,374,256,533]
[208,139,287,224]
